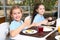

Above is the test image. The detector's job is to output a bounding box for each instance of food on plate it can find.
[22,29,37,34]
[25,29,34,33]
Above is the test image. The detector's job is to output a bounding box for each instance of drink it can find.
[38,26,43,33]
[58,26,60,33]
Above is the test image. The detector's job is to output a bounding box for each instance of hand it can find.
[24,18,31,26]
[48,17,53,22]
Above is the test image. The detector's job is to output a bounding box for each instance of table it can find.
[11,27,57,40]
[46,31,56,40]
[20,27,57,40]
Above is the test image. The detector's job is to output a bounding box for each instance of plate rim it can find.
[22,29,37,34]
[55,35,60,40]
[43,27,53,32]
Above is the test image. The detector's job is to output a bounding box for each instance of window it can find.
[0,0,30,21]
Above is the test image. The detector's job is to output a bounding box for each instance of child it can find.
[31,3,48,26]
[30,3,54,26]
[9,5,28,37]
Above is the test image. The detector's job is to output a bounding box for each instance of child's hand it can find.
[48,17,52,20]
[24,18,31,26]
[48,17,53,22]
[24,16,31,25]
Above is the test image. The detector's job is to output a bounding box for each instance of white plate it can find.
[43,26,53,32]
[22,29,37,34]
[55,35,60,40]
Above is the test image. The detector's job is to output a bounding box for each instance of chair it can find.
[0,22,9,40]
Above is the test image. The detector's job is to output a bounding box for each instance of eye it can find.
[40,8,45,10]
[13,13,16,15]
[40,8,42,10]
[18,12,20,14]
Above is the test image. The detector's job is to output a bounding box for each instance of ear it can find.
[10,14,13,19]
[10,14,14,20]
[11,14,13,18]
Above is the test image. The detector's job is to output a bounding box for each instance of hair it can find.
[10,5,22,22]
[31,3,44,23]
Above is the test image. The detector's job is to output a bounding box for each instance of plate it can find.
[55,35,60,40]
[43,26,53,32]
[22,29,37,34]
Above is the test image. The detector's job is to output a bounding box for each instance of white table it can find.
[11,34,46,40]
[11,26,56,40]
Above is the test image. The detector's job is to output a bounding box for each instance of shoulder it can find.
[34,14,41,19]
[35,14,41,17]
[10,20,17,26]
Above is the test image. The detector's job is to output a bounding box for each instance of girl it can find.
[31,3,53,26]
[10,5,29,37]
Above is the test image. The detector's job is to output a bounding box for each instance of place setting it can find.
[55,33,60,40]
[22,29,38,35]
[21,25,54,35]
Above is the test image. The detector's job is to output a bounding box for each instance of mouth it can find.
[15,16,21,19]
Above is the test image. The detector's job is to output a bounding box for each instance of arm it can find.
[28,19,48,28]
[32,19,48,26]
[38,19,48,25]
[10,23,27,37]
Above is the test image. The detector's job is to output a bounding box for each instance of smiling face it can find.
[36,5,45,15]
[11,8,22,22]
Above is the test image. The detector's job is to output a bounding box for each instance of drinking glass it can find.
[37,26,43,33]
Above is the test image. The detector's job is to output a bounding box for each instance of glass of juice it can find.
[58,26,60,33]
[37,26,43,33]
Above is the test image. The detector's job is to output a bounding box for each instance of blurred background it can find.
[0,0,58,23]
